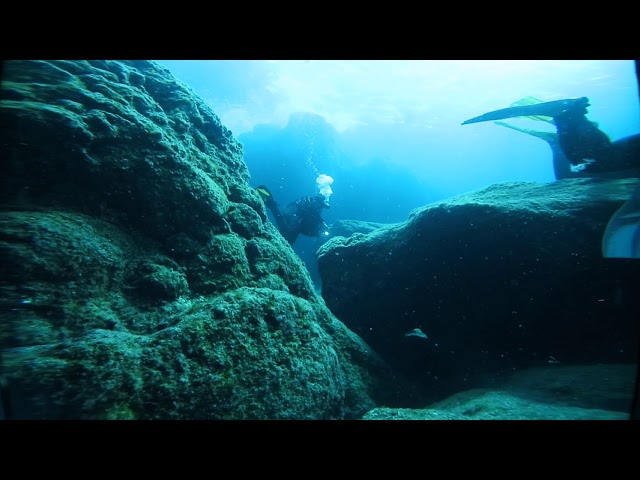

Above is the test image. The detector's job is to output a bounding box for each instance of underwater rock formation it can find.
[0,60,405,419]
[327,219,391,238]
[318,177,640,404]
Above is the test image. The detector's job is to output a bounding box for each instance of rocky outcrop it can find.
[318,176,640,405]
[0,60,405,419]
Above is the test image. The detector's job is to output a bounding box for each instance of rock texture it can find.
[0,60,404,419]
[363,364,635,420]
[318,176,640,405]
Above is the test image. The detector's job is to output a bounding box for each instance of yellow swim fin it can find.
[255,185,277,208]
[508,96,555,124]
[256,187,271,198]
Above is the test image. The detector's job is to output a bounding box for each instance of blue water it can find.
[156,60,640,284]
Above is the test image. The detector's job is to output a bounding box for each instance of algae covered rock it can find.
[0,60,403,419]
[318,177,640,404]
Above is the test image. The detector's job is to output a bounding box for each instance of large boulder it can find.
[318,176,640,404]
[0,60,405,419]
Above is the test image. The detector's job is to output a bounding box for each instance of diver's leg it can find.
[265,203,292,241]
[494,121,579,180]
[549,141,588,180]
[256,186,297,244]
[553,112,612,169]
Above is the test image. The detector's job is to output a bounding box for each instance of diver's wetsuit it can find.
[552,100,640,173]
[551,98,613,171]
[259,188,329,245]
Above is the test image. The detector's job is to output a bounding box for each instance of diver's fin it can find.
[494,120,557,142]
[512,96,545,106]
[256,185,277,208]
[507,96,555,124]
[602,185,640,259]
[256,185,272,197]
[462,97,590,125]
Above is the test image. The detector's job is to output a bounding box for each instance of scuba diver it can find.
[255,185,330,245]
[462,96,640,176]
[462,95,640,260]
[487,96,585,180]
